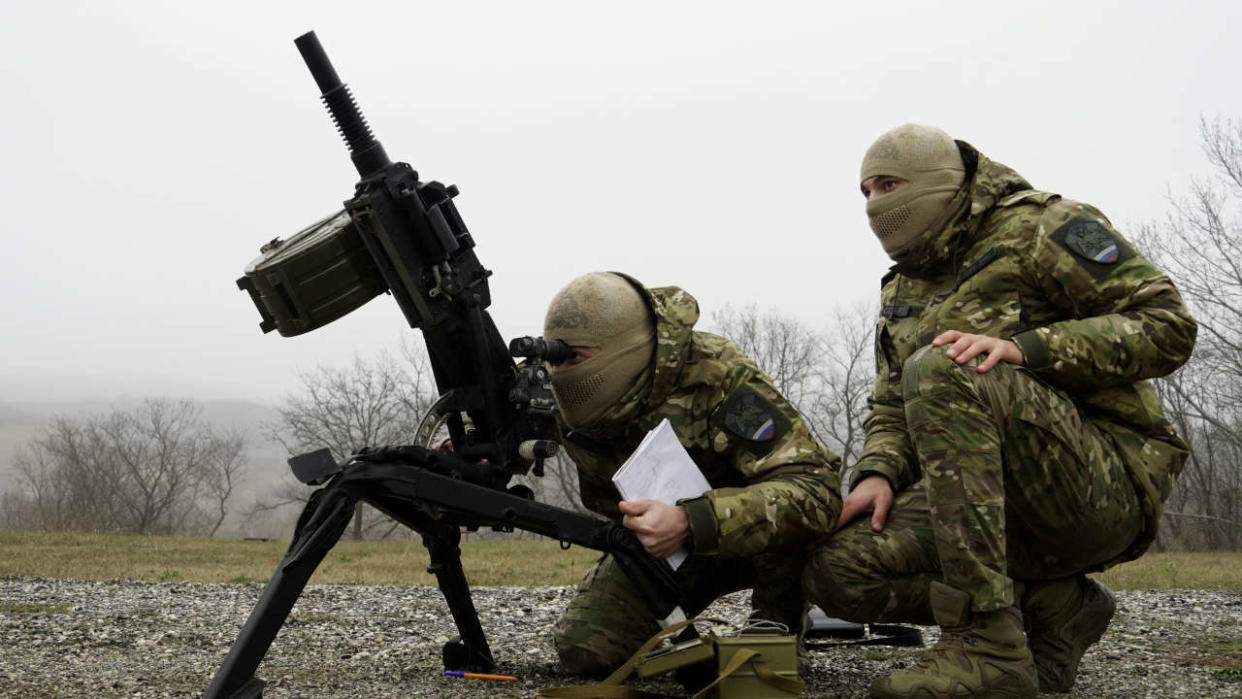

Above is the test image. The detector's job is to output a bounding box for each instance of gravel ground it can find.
[1,576,1240,698]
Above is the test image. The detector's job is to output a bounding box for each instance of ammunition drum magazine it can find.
[236,210,386,336]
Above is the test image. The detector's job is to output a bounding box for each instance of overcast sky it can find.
[2,0,1239,405]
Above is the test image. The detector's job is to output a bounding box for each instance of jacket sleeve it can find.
[679,373,842,557]
[851,299,920,492]
[1011,201,1197,389]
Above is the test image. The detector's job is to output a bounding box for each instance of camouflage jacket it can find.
[855,143,1197,558]
[558,276,842,557]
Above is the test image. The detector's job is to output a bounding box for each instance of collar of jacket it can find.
[625,275,700,409]
[889,141,1033,281]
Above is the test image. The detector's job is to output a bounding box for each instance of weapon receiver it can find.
[207,31,685,699]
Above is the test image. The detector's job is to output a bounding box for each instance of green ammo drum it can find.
[236,210,387,336]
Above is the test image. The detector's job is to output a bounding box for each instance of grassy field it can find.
[1093,550,1242,591]
[1,529,1240,589]
[0,530,601,586]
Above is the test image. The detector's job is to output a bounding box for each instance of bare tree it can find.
[710,302,876,489]
[0,490,36,530]
[1139,116,1242,550]
[5,400,246,535]
[258,341,437,539]
[711,304,820,409]
[201,430,247,536]
[805,302,877,487]
[9,437,75,531]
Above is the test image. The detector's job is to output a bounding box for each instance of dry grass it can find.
[0,530,600,586]
[2,529,1239,590]
[1093,551,1242,591]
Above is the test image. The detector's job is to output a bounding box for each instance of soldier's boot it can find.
[871,582,1037,699]
[1022,575,1116,693]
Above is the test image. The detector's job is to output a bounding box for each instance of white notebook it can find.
[611,418,711,569]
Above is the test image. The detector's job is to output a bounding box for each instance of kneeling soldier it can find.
[543,271,842,674]
[806,124,1197,698]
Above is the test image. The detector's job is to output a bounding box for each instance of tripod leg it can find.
[204,488,357,699]
[421,525,496,671]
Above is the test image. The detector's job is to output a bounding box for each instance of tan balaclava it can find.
[543,272,655,429]
[860,124,966,259]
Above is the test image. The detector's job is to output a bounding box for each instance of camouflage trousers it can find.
[553,550,808,674]
[806,345,1142,620]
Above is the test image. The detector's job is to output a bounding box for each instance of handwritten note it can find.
[611,418,710,569]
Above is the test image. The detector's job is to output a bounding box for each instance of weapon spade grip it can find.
[295,31,392,178]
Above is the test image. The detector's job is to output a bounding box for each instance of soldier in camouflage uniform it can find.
[803,124,1197,698]
[542,271,842,675]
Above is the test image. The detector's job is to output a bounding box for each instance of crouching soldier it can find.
[543,271,843,674]
[805,124,1197,698]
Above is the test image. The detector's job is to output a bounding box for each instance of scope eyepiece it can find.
[509,336,571,365]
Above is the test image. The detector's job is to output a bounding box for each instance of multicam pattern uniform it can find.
[805,144,1196,619]
[552,276,842,673]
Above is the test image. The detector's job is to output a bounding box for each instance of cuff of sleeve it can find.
[1012,328,1051,371]
[850,463,901,493]
[679,496,719,555]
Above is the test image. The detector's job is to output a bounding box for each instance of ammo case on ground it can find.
[538,618,802,698]
[707,633,800,698]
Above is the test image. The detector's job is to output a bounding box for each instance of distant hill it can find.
[0,398,283,459]
[0,397,297,536]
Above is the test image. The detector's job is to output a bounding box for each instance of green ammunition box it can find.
[636,636,715,678]
[713,634,800,699]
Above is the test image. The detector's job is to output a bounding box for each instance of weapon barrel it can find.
[294,31,342,93]
[294,31,391,177]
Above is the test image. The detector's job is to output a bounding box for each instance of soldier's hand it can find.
[933,330,1025,373]
[619,500,689,558]
[836,475,893,532]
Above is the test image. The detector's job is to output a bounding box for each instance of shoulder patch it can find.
[1062,220,1120,263]
[711,384,791,453]
[1050,219,1135,279]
